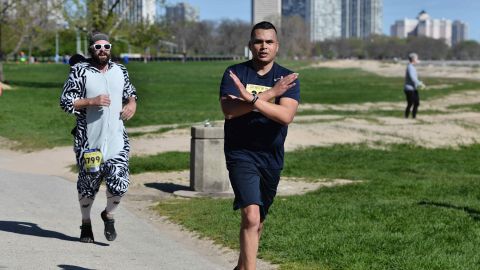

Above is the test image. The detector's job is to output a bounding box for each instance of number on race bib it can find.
[83,149,103,173]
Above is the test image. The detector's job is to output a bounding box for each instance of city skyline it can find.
[165,0,479,41]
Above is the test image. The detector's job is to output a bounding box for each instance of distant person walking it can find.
[60,33,137,243]
[219,21,300,270]
[404,52,425,118]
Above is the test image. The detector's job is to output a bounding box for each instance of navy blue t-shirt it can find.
[219,60,300,169]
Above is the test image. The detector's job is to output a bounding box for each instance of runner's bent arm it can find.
[120,65,137,120]
[252,97,298,125]
[227,71,298,125]
[221,91,273,119]
[221,72,298,120]
[60,65,87,115]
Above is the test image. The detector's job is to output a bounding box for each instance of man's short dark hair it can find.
[250,21,277,41]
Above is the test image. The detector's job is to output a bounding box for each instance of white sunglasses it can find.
[92,44,112,50]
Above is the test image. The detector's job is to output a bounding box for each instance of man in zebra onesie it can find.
[60,33,137,243]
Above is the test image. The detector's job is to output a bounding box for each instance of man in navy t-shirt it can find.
[219,21,300,270]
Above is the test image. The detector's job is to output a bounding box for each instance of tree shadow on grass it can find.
[0,221,109,246]
[418,200,480,221]
[144,182,191,194]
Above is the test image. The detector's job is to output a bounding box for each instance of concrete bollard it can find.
[189,125,230,193]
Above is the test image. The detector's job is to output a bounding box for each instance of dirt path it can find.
[311,59,480,80]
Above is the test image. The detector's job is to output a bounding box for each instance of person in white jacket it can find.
[60,33,137,243]
[404,53,425,118]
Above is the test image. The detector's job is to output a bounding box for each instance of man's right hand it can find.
[91,94,111,107]
[270,73,298,97]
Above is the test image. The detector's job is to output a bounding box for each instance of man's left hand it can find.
[121,99,136,121]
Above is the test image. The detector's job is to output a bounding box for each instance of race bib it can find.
[83,149,103,173]
[246,84,274,103]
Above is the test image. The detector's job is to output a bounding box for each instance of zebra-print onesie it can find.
[60,60,137,198]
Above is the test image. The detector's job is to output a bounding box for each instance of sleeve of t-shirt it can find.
[219,66,240,99]
[280,78,300,103]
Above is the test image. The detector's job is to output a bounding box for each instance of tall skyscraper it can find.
[165,2,199,24]
[341,0,382,38]
[107,0,156,24]
[252,0,282,27]
[452,20,468,45]
[282,0,307,20]
[291,0,382,42]
[306,0,342,41]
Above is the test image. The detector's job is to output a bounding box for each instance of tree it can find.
[128,21,165,63]
[0,0,63,81]
[450,41,480,60]
[280,16,311,59]
[184,20,215,55]
[407,36,448,60]
[214,19,250,56]
[0,0,15,81]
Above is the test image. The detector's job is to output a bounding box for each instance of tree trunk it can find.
[0,62,4,82]
[143,47,148,63]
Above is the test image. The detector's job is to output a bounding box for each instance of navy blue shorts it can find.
[227,161,281,220]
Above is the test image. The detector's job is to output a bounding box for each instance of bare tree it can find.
[183,20,215,55]
[214,19,250,56]
[279,16,311,59]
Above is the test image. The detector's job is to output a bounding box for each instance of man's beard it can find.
[93,52,110,65]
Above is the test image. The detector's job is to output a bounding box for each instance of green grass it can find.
[156,144,480,270]
[129,151,189,174]
[448,103,480,112]
[1,62,479,149]
[297,67,480,104]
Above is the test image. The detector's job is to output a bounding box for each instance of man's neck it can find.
[91,60,109,73]
[252,59,274,76]
[96,63,108,73]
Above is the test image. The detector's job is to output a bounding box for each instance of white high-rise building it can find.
[416,12,452,46]
[452,20,468,45]
[306,0,342,42]
[390,18,418,38]
[390,11,453,46]
[252,0,281,27]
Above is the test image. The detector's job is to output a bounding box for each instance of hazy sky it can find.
[166,0,479,41]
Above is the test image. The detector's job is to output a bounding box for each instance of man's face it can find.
[249,29,279,64]
[91,40,111,65]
